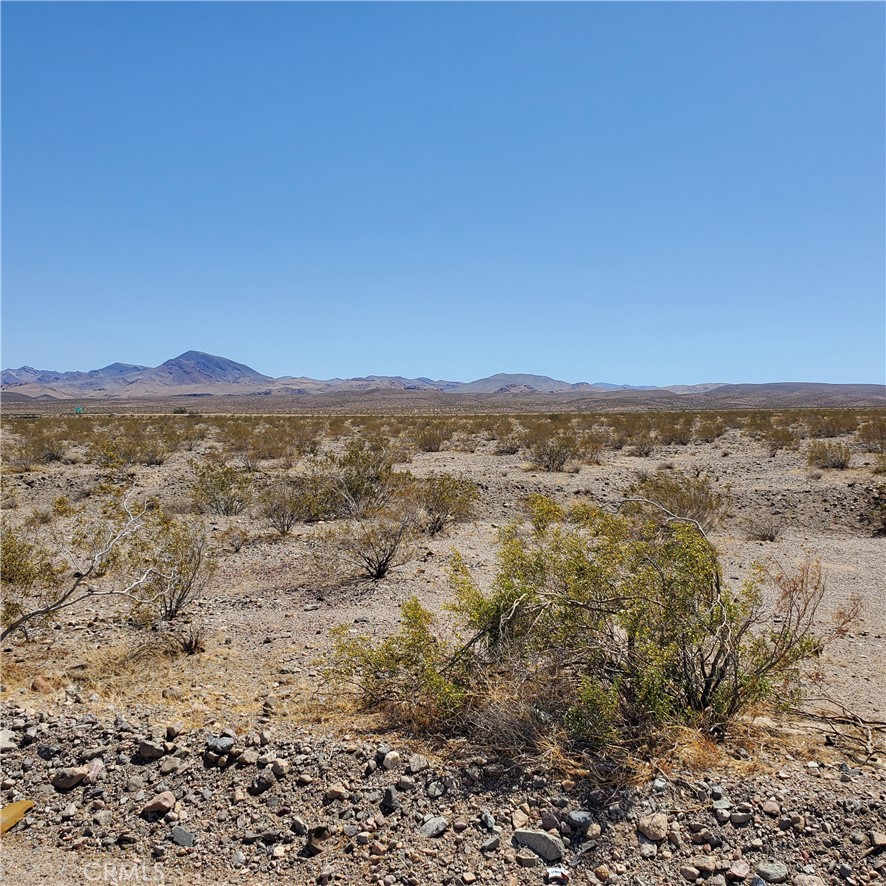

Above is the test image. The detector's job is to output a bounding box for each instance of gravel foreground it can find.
[1,701,885,886]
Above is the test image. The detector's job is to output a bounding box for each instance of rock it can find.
[513,829,565,862]
[0,729,17,752]
[324,783,349,801]
[170,825,195,847]
[159,758,179,775]
[511,809,529,828]
[206,736,234,755]
[271,759,289,778]
[232,851,246,869]
[680,865,700,881]
[381,787,401,812]
[408,754,429,773]
[382,750,400,770]
[142,791,176,815]
[756,860,789,883]
[481,834,501,852]
[638,812,669,842]
[728,859,751,880]
[761,800,781,817]
[872,831,886,849]
[239,749,259,766]
[693,856,717,874]
[566,809,593,833]
[517,852,540,868]
[31,676,53,694]
[794,877,826,886]
[730,811,754,826]
[137,739,166,760]
[639,837,658,858]
[52,767,89,791]
[249,769,276,795]
[419,816,448,838]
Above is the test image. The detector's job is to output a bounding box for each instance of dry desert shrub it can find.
[321,510,417,581]
[654,413,694,446]
[693,416,726,443]
[525,428,581,472]
[807,440,852,470]
[412,473,479,536]
[1,491,213,640]
[803,409,860,439]
[411,420,454,453]
[857,415,886,453]
[745,516,783,542]
[764,424,800,455]
[623,467,727,532]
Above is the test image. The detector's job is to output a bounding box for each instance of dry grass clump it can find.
[745,516,783,543]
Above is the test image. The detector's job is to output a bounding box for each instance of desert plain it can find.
[1,400,884,886]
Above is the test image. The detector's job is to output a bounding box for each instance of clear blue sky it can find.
[2,2,883,385]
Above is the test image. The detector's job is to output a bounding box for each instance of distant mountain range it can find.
[1,351,882,407]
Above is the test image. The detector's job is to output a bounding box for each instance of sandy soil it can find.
[1,417,884,884]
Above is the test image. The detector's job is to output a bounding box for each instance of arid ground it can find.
[1,406,884,885]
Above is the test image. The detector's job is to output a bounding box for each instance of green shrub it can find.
[190,461,253,515]
[624,468,726,532]
[332,436,396,518]
[527,430,580,472]
[327,500,854,753]
[136,516,214,621]
[328,596,465,731]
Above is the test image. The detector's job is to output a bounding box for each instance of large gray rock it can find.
[170,825,195,847]
[513,828,565,862]
[419,816,449,838]
[206,736,234,755]
[0,729,17,752]
[756,860,789,883]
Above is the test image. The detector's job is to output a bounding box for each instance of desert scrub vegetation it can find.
[320,509,418,581]
[190,460,253,515]
[412,474,479,536]
[1,490,214,640]
[328,495,858,760]
[524,427,582,472]
[807,440,853,470]
[857,415,886,453]
[623,466,727,533]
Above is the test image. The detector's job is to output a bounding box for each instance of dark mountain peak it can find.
[155,351,271,383]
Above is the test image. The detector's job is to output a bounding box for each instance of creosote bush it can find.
[807,440,852,470]
[527,430,580,472]
[190,460,253,515]
[327,495,857,760]
[624,467,727,532]
[414,474,479,536]
[1,491,213,640]
[323,510,417,581]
